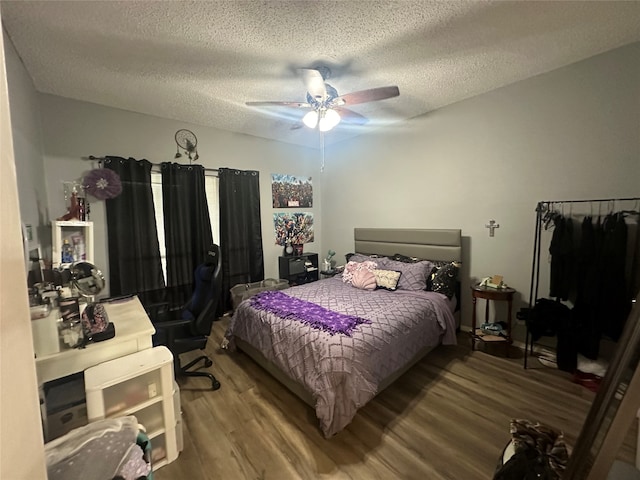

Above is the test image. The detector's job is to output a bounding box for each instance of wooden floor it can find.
[155,316,637,480]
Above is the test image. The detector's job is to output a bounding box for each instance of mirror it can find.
[69,261,105,297]
[563,294,640,478]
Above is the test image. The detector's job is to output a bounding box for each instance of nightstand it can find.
[279,252,319,285]
[471,284,516,356]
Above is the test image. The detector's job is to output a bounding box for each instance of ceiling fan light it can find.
[319,108,341,132]
[303,110,319,129]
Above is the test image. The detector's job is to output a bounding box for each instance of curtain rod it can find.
[87,155,219,173]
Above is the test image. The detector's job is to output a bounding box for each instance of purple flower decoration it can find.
[83,168,122,200]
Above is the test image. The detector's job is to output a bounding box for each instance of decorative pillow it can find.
[425,261,451,291]
[342,260,378,285]
[373,269,402,291]
[388,253,421,263]
[347,253,388,266]
[384,259,433,291]
[426,266,438,291]
[351,268,377,290]
[431,262,460,299]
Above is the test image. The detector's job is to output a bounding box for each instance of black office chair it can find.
[151,245,222,390]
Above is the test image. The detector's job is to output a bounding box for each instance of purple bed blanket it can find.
[225,277,457,438]
[249,290,371,335]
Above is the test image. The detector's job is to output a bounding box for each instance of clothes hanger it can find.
[543,203,555,230]
[618,199,640,217]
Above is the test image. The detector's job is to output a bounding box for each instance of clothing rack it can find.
[525,196,640,368]
[86,155,219,175]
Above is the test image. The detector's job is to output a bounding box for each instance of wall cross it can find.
[486,219,500,237]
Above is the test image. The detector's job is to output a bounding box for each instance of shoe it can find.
[573,372,602,393]
[538,356,557,369]
[538,347,557,359]
[481,323,504,335]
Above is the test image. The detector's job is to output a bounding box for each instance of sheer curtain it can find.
[160,162,213,307]
[104,156,165,305]
[218,168,264,312]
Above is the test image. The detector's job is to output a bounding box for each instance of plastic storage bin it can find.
[84,346,179,470]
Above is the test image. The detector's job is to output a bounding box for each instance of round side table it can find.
[471,284,516,356]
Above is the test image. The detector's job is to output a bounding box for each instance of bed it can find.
[224,228,462,438]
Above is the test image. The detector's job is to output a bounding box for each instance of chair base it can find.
[178,355,221,390]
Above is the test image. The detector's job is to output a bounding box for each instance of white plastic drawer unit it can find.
[84,346,179,469]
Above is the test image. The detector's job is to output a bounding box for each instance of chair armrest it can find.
[144,301,169,318]
[144,301,182,323]
[153,318,192,331]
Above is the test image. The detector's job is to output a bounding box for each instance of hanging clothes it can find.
[574,213,630,358]
[549,214,574,301]
[599,213,629,341]
[574,216,602,360]
[626,214,640,301]
[527,199,640,369]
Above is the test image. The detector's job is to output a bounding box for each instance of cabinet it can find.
[279,252,319,285]
[52,220,94,268]
[84,346,179,470]
[471,284,516,356]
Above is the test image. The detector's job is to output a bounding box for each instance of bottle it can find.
[72,236,85,261]
[61,239,73,264]
[77,197,86,221]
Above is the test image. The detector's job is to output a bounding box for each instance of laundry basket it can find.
[231,278,289,311]
[45,416,151,480]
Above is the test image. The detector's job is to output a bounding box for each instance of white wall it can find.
[1,25,47,479]
[322,42,640,339]
[36,95,323,294]
[3,28,47,249]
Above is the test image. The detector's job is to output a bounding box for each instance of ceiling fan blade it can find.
[246,101,311,108]
[333,86,400,107]
[335,107,368,126]
[298,68,327,100]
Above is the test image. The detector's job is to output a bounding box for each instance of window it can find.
[151,172,219,282]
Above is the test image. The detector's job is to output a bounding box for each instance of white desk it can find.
[35,296,155,385]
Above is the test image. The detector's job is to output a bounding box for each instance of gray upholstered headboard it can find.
[354,228,462,262]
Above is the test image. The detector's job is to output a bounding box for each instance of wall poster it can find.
[271,174,313,208]
[273,212,314,246]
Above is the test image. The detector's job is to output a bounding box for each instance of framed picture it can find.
[271,174,313,208]
[273,212,314,246]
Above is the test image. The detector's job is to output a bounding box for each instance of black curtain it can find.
[105,156,165,305]
[218,168,264,312]
[161,162,213,307]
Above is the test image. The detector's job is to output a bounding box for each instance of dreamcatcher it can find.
[174,129,199,161]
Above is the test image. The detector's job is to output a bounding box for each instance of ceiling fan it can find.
[246,67,399,132]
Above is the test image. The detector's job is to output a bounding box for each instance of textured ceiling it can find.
[2,1,639,148]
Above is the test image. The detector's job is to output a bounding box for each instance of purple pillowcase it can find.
[384,259,434,291]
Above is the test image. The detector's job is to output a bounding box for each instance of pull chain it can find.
[320,131,325,173]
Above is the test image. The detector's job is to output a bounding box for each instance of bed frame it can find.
[235,228,463,409]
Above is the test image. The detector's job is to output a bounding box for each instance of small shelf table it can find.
[471,284,516,356]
